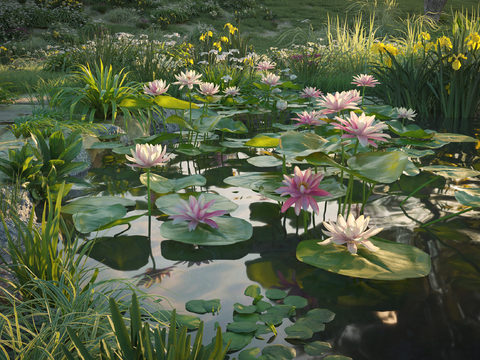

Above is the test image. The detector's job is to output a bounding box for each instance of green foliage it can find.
[0,143,42,186]
[0,78,15,104]
[62,293,231,359]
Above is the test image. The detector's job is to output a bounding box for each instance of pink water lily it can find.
[224,86,241,96]
[126,144,171,168]
[143,79,170,96]
[351,74,379,88]
[173,70,203,90]
[318,213,382,254]
[317,90,361,114]
[261,73,282,87]
[299,86,322,98]
[396,107,417,121]
[293,110,324,126]
[256,60,275,71]
[169,194,229,231]
[333,111,391,148]
[275,166,331,216]
[199,82,220,96]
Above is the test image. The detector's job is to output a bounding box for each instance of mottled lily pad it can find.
[284,324,314,340]
[141,173,206,194]
[262,345,296,360]
[304,341,332,356]
[227,322,258,333]
[185,299,221,314]
[421,165,480,179]
[234,303,258,314]
[156,192,238,215]
[265,289,287,300]
[61,196,136,214]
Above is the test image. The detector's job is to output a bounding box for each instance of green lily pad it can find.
[304,341,332,356]
[403,160,420,176]
[266,305,295,318]
[455,189,480,207]
[224,172,284,191]
[283,296,308,309]
[434,133,478,143]
[297,238,431,280]
[175,144,202,156]
[295,317,326,332]
[255,300,272,312]
[284,324,314,340]
[247,156,283,168]
[156,192,238,215]
[160,216,253,246]
[218,332,253,352]
[84,235,150,271]
[234,313,260,323]
[234,303,258,314]
[347,151,408,183]
[97,214,144,231]
[141,173,206,194]
[245,285,261,298]
[401,148,435,158]
[272,123,297,131]
[165,114,193,130]
[73,204,127,233]
[199,143,225,153]
[239,348,266,360]
[262,345,296,360]
[215,118,249,134]
[258,313,283,326]
[421,165,480,179]
[185,299,221,314]
[89,141,124,149]
[227,322,258,333]
[61,196,136,215]
[276,131,329,157]
[112,145,136,155]
[386,120,434,139]
[265,289,287,300]
[154,95,199,110]
[221,138,249,148]
[245,134,280,148]
[364,104,395,119]
[134,132,179,145]
[193,115,223,133]
[305,308,336,323]
[254,324,274,339]
[393,138,447,148]
[154,310,201,330]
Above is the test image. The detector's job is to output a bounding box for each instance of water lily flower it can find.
[276,100,288,111]
[126,144,171,168]
[199,82,220,96]
[169,194,228,231]
[275,166,331,216]
[333,111,390,148]
[299,86,322,98]
[351,74,379,88]
[396,107,417,121]
[318,213,382,255]
[173,70,203,90]
[224,86,241,96]
[292,110,324,126]
[317,90,361,114]
[256,60,275,71]
[143,79,170,96]
[260,73,282,87]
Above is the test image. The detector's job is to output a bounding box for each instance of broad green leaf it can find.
[193,115,223,133]
[295,317,326,332]
[402,148,435,158]
[227,322,258,333]
[258,313,283,326]
[262,345,296,360]
[255,300,272,312]
[160,216,253,246]
[265,289,287,300]
[73,204,127,233]
[296,238,431,280]
[118,97,153,109]
[421,165,480,179]
[156,192,238,215]
[304,341,332,356]
[203,299,222,313]
[247,156,283,168]
[221,138,249,148]
[393,138,447,148]
[284,324,313,340]
[215,118,249,134]
[165,114,193,130]
[455,189,480,207]
[276,131,329,157]
[154,95,199,109]
[185,299,221,314]
[239,348,266,360]
[141,173,206,194]
[89,141,124,149]
[134,133,179,145]
[61,196,136,215]
[283,296,308,309]
[199,143,225,153]
[280,81,302,90]
[245,285,261,298]
[386,120,434,139]
[272,123,297,131]
[154,310,201,330]
[347,151,408,183]
[255,325,273,339]
[84,235,150,271]
[175,144,202,156]
[234,303,258,314]
[245,134,280,148]
[434,133,478,143]
[265,305,295,318]
[97,214,144,231]
[112,145,135,155]
[224,172,283,191]
[234,313,260,323]
[305,308,335,323]
[364,104,395,119]
[218,332,253,352]
[403,160,420,176]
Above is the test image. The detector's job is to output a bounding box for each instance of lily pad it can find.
[258,313,283,326]
[304,341,332,356]
[73,204,127,233]
[245,134,280,148]
[276,131,329,157]
[141,173,206,194]
[421,165,480,179]
[305,308,336,323]
[160,216,253,246]
[455,189,480,207]
[215,118,249,134]
[295,317,326,332]
[297,238,431,280]
[154,95,199,110]
[401,148,435,158]
[134,132,179,145]
[218,332,253,352]
[262,345,296,360]
[156,192,238,215]
[347,151,408,183]
[393,138,447,149]
[245,285,261,298]
[247,156,283,168]
[227,322,258,333]
[61,196,136,215]
[224,172,284,191]
[193,115,223,133]
[386,120,434,139]
[234,313,260,323]
[185,299,221,314]
[175,144,202,156]
[239,348,266,360]
[283,296,308,309]
[154,310,201,330]
[265,289,287,300]
[284,324,313,340]
[434,133,478,143]
[234,303,258,314]
[255,300,272,312]
[255,324,274,339]
[89,141,124,149]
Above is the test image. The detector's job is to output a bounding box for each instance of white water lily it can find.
[318,214,382,254]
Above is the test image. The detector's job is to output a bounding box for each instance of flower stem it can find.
[303,211,308,237]
[146,168,156,269]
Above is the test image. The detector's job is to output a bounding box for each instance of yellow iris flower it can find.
[448,53,467,70]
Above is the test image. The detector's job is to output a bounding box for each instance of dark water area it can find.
[70,143,480,360]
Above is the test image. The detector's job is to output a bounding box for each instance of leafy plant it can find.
[0,144,42,187]
[0,78,15,104]
[62,293,231,359]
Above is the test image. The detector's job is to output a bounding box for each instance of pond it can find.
[67,138,480,360]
